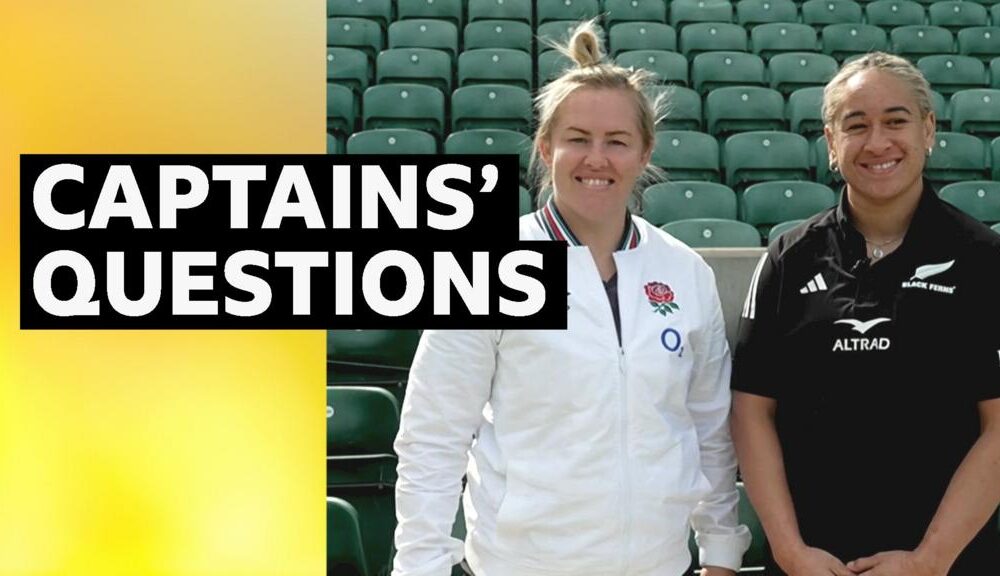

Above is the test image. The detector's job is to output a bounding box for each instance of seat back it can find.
[652,130,722,181]
[821,23,888,61]
[642,181,738,225]
[751,23,819,60]
[616,50,688,86]
[768,52,839,95]
[661,218,763,247]
[724,130,811,189]
[363,84,446,137]
[347,128,438,154]
[939,181,1000,223]
[608,22,677,56]
[705,86,786,136]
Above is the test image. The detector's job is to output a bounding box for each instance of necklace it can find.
[866,236,903,260]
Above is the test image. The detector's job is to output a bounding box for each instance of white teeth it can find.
[869,160,898,171]
[580,178,611,186]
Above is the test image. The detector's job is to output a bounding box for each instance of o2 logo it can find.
[660,328,684,357]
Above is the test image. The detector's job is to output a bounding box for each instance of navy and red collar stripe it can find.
[534,197,640,251]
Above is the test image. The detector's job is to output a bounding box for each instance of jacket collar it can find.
[834,179,944,260]
[534,197,640,251]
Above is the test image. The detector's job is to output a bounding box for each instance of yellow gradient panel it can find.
[0,2,324,575]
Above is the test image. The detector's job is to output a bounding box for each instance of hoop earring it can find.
[829,162,839,173]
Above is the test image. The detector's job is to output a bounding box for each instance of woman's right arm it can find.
[730,393,852,576]
[391,329,499,576]
[731,253,852,576]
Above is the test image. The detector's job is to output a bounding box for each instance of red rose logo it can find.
[644,282,679,315]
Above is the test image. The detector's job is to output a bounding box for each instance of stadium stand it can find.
[740,180,838,236]
[821,23,889,62]
[691,51,767,93]
[652,130,722,181]
[670,0,734,29]
[801,0,864,28]
[463,20,533,52]
[768,52,839,94]
[939,181,1000,223]
[769,218,806,242]
[328,497,368,576]
[616,50,689,85]
[705,86,786,136]
[376,48,453,92]
[679,22,749,58]
[736,0,798,28]
[397,0,462,28]
[458,48,534,89]
[890,26,955,63]
[723,130,812,189]
[608,22,677,56]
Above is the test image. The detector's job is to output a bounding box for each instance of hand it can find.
[847,550,946,576]
[700,566,736,576]
[776,544,856,576]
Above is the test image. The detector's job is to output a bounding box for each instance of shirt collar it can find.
[534,197,640,251]
[834,179,943,258]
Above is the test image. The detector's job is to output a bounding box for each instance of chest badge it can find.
[644,281,679,316]
[901,260,957,294]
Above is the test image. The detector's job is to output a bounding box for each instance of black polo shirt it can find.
[732,182,1000,574]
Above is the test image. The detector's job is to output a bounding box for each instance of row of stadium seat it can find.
[330,17,1000,65]
[330,44,1000,95]
[333,81,1000,143]
[328,0,1000,32]
[331,121,1000,185]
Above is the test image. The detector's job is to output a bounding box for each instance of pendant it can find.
[872,247,884,259]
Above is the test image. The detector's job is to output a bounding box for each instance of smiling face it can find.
[824,69,935,210]
[538,88,652,226]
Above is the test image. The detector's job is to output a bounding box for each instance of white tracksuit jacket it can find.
[392,203,750,576]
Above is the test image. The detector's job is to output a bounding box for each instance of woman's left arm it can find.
[687,274,750,575]
[848,398,1000,576]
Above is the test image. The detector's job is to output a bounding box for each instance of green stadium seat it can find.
[451,84,533,133]
[328,83,356,136]
[609,22,677,57]
[917,55,987,95]
[680,22,749,58]
[445,129,531,181]
[652,130,722,181]
[327,386,401,576]
[724,130,811,189]
[363,83,446,137]
[537,0,600,25]
[750,23,820,60]
[328,329,421,379]
[328,497,369,576]
[397,0,461,28]
[821,23,888,62]
[328,47,371,95]
[768,52,839,95]
[654,85,703,130]
[670,0,734,29]
[327,0,392,28]
[519,186,534,215]
[706,86,786,136]
[537,21,602,53]
[865,0,926,29]
[388,19,459,59]
[928,1,988,34]
[327,17,384,62]
[741,181,837,237]
[994,5,1000,28]
[812,135,844,188]
[537,50,574,85]
[801,0,864,28]
[376,48,453,93]
[605,0,668,27]
[328,499,370,572]
[464,20,533,53]
[328,132,345,154]
[931,89,949,129]
[736,0,799,28]
[949,89,1000,138]
[925,131,988,185]
[662,218,763,247]
[890,26,955,63]
[993,137,1000,181]
[642,181,738,225]
[692,51,767,93]
[616,50,688,85]
[939,181,1000,223]
[768,218,805,243]
[992,58,1000,89]
[326,386,399,456]
[787,86,825,138]
[992,222,1000,234]
[347,128,438,154]
[957,27,1000,63]
[458,48,532,89]
[467,0,532,25]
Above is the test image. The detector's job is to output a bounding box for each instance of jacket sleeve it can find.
[391,329,499,576]
[687,265,751,571]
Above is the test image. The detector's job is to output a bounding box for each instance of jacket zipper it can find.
[618,346,631,575]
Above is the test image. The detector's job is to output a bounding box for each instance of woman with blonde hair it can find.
[391,19,749,576]
[732,52,1000,576]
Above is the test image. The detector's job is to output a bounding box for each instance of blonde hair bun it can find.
[567,21,604,68]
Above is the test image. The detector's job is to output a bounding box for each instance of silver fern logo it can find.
[902,260,956,294]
